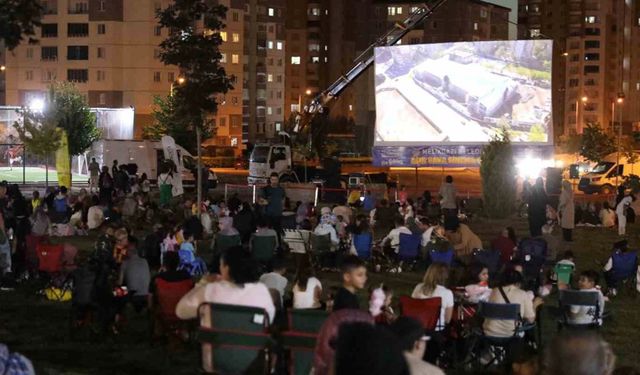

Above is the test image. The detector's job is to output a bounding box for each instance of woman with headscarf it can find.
[217,216,240,237]
[527,177,548,237]
[558,180,575,242]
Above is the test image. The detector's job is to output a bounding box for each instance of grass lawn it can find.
[0,167,86,183]
[1,216,639,374]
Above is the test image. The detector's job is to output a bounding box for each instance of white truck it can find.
[81,139,217,185]
[578,153,640,194]
[248,142,297,185]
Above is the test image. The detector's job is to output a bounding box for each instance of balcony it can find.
[68,2,88,14]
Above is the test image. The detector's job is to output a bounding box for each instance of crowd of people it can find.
[0,171,637,375]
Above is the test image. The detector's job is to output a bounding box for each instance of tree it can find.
[580,122,615,163]
[49,82,100,158]
[528,123,546,142]
[480,129,517,219]
[146,95,211,155]
[13,102,62,187]
[157,0,233,212]
[0,0,43,50]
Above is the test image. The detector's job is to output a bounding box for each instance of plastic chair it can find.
[554,263,575,286]
[177,249,207,276]
[557,289,602,330]
[353,233,373,260]
[398,233,421,263]
[429,248,454,266]
[399,296,442,332]
[197,303,273,374]
[283,309,330,375]
[251,235,277,263]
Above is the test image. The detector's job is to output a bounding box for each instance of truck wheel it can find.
[600,184,613,195]
[279,174,293,183]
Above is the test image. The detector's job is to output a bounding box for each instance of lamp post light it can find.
[576,95,588,133]
[170,77,186,96]
[615,95,625,188]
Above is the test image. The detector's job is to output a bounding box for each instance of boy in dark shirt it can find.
[333,255,367,311]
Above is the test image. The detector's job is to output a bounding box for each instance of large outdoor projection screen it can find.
[374,40,553,146]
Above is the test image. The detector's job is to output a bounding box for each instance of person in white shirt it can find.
[86,196,105,230]
[439,176,457,210]
[599,201,615,228]
[292,260,323,309]
[616,194,634,235]
[383,217,413,253]
[417,217,435,248]
[314,214,339,246]
[259,258,288,303]
[568,270,605,326]
[411,263,454,331]
[176,247,275,373]
[390,317,445,375]
[332,204,353,225]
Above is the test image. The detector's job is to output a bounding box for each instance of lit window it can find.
[221,53,227,63]
[267,41,273,49]
[268,7,274,16]
[410,6,420,13]
[473,22,478,31]
[309,43,320,51]
[310,7,320,16]
[387,6,402,16]
[232,33,240,42]
[220,31,227,41]
[585,16,597,24]
[231,54,239,64]
[291,56,301,64]
[267,107,273,115]
[324,45,328,51]
[267,74,273,82]
[349,104,353,111]
[324,57,328,63]
[312,56,320,63]
[276,41,283,50]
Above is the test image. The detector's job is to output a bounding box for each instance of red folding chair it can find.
[152,278,194,343]
[36,243,69,301]
[399,296,442,332]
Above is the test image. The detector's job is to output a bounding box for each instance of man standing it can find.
[261,173,285,241]
[439,175,458,230]
[88,158,100,193]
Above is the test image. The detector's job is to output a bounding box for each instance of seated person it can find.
[252,216,279,247]
[176,247,275,373]
[118,240,151,312]
[446,223,482,261]
[411,263,454,331]
[292,258,323,309]
[599,202,615,228]
[602,240,637,297]
[178,231,207,276]
[491,227,517,265]
[483,268,544,338]
[567,270,605,326]
[314,214,339,247]
[464,263,491,303]
[382,217,412,254]
[259,257,288,304]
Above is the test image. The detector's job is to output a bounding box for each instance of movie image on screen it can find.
[374,40,552,145]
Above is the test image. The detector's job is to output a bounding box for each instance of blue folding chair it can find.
[429,248,454,266]
[177,249,207,276]
[473,249,501,274]
[397,233,421,269]
[353,233,373,260]
[611,250,638,287]
[519,237,548,290]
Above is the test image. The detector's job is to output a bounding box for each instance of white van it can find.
[578,153,640,194]
[84,139,217,185]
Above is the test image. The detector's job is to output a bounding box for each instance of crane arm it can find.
[293,0,450,134]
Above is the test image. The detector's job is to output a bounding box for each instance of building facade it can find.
[519,0,640,138]
[4,0,180,135]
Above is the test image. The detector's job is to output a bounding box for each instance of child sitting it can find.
[553,251,576,290]
[568,270,605,326]
[333,255,367,311]
[464,263,491,303]
[369,284,396,324]
[177,230,207,276]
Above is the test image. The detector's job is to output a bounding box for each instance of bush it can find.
[480,130,517,219]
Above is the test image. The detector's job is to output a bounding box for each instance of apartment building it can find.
[4,0,180,135]
[242,0,286,146]
[519,0,640,137]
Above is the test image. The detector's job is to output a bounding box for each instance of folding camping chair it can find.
[352,233,373,260]
[429,248,454,266]
[283,309,329,375]
[519,237,548,291]
[152,278,195,344]
[396,233,421,271]
[310,233,332,270]
[557,289,603,330]
[473,249,501,275]
[197,303,273,374]
[399,296,442,332]
[36,243,72,301]
[251,235,277,265]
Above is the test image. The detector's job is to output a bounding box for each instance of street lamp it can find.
[29,98,45,113]
[297,89,312,113]
[576,95,588,133]
[170,77,185,96]
[615,94,625,187]
[0,65,5,71]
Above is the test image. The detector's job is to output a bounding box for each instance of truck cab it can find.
[248,144,297,185]
[578,154,640,194]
